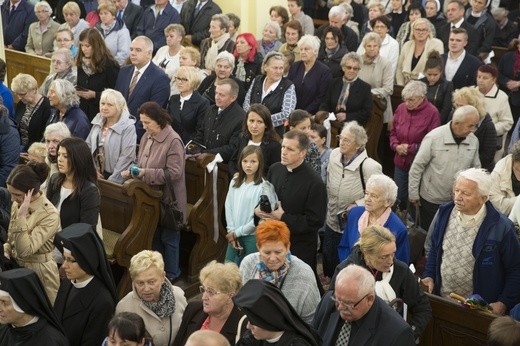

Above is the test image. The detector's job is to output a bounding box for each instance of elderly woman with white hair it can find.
[40,48,77,97]
[85,89,136,183]
[338,174,410,264]
[318,52,372,126]
[257,21,283,57]
[46,79,90,139]
[396,18,444,86]
[197,51,246,106]
[287,34,333,114]
[390,80,440,210]
[116,250,187,346]
[25,1,60,56]
[322,122,382,279]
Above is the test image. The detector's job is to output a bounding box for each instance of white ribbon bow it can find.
[324,112,337,147]
[206,154,223,243]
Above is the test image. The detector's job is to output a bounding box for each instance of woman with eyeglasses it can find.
[331,225,431,343]
[168,66,210,144]
[395,18,443,86]
[239,220,320,324]
[318,52,372,127]
[40,48,77,98]
[117,250,187,346]
[53,223,118,346]
[389,80,440,210]
[173,261,246,346]
[322,122,382,281]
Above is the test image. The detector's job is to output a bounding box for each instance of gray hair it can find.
[491,7,508,18]
[340,3,353,19]
[100,89,128,116]
[452,104,479,122]
[511,141,520,162]
[402,80,427,99]
[335,264,375,297]
[342,121,368,147]
[341,52,362,67]
[216,51,236,69]
[366,174,398,205]
[212,13,230,31]
[264,21,282,40]
[263,51,284,66]
[133,36,153,53]
[362,32,382,48]
[329,5,347,21]
[52,48,74,68]
[297,34,321,56]
[49,79,79,107]
[35,0,52,14]
[44,122,71,139]
[456,168,492,198]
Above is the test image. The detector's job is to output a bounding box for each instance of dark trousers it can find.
[322,225,343,278]
[419,197,441,231]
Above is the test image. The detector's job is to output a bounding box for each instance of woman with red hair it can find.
[238,220,320,324]
[233,33,263,91]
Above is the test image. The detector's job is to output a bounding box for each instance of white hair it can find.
[366,174,398,205]
[329,5,347,20]
[336,264,375,297]
[452,105,478,122]
[264,21,282,39]
[456,168,492,197]
[297,34,321,55]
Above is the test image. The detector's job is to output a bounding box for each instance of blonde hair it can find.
[453,87,486,119]
[199,260,242,294]
[27,142,47,162]
[62,1,81,16]
[176,66,202,90]
[129,250,164,278]
[11,73,38,94]
[180,47,201,67]
[100,89,128,116]
[412,18,433,40]
[356,225,396,257]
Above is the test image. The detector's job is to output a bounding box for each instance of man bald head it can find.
[185,330,230,346]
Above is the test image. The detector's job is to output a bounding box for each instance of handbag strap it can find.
[235,315,247,343]
[162,168,177,203]
[405,200,421,227]
[359,157,368,192]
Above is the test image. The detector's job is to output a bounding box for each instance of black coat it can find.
[267,162,326,269]
[121,2,143,38]
[474,113,498,172]
[420,77,454,125]
[180,0,222,46]
[199,38,235,70]
[0,318,69,346]
[46,174,100,231]
[315,24,359,53]
[229,134,281,177]
[287,60,333,114]
[77,59,120,121]
[317,45,349,79]
[438,20,480,56]
[198,74,246,106]
[14,96,51,149]
[441,52,483,90]
[330,246,432,340]
[173,301,247,346]
[168,90,209,144]
[54,277,115,346]
[319,77,373,126]
[237,330,316,346]
[233,52,263,91]
[193,101,245,163]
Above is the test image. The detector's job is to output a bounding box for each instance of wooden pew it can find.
[5,49,50,89]
[99,179,162,299]
[177,154,229,298]
[419,293,496,346]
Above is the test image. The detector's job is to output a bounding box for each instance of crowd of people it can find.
[0,0,520,344]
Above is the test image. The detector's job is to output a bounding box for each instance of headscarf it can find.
[232,280,319,346]
[54,223,117,302]
[0,268,65,334]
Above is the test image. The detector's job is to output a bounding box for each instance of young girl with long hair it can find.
[224,145,277,264]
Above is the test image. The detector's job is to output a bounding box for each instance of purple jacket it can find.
[390,99,440,171]
[138,125,187,221]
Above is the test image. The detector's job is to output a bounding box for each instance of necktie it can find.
[117,10,123,21]
[10,4,15,15]
[451,25,456,30]
[193,2,202,17]
[128,70,140,96]
[335,321,352,346]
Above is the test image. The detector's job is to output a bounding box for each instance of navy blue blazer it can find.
[438,20,480,57]
[115,62,170,141]
[135,3,180,54]
[498,51,520,107]
[312,293,416,346]
[1,0,37,50]
[287,60,333,114]
[442,52,482,90]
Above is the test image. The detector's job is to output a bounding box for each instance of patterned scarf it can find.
[235,58,246,82]
[81,57,94,76]
[256,253,291,287]
[142,281,176,318]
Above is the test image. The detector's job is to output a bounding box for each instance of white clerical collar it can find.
[71,276,95,288]
[451,18,464,28]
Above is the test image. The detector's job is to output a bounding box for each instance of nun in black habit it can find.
[53,223,117,346]
[0,268,69,345]
[232,279,320,346]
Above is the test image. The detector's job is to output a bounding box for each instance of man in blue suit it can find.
[313,264,416,346]
[1,0,37,51]
[115,36,170,141]
[135,0,180,54]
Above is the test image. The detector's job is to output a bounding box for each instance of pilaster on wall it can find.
[214,0,286,38]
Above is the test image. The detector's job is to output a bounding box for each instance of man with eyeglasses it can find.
[408,105,480,231]
[313,264,415,345]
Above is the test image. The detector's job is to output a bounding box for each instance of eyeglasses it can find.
[51,59,66,65]
[56,38,71,43]
[199,285,223,297]
[63,257,77,264]
[403,96,422,103]
[331,293,369,310]
[343,65,360,71]
[336,135,353,144]
[174,77,189,83]
[414,28,429,33]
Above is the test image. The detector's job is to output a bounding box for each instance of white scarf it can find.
[374,264,396,302]
[205,33,230,71]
